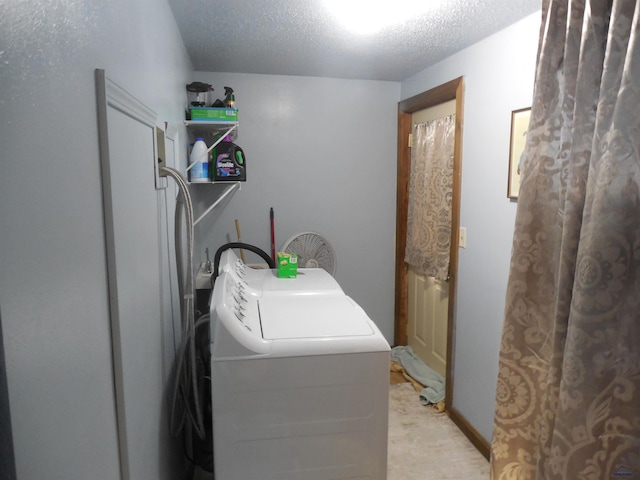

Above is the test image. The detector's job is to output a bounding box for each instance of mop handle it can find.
[234,219,246,263]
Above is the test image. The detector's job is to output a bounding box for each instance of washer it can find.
[210,251,390,480]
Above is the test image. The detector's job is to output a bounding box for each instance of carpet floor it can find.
[387,382,490,479]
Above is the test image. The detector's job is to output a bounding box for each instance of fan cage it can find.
[280,231,336,276]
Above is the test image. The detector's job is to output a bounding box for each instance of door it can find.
[95,70,183,480]
[406,101,456,377]
[394,77,463,406]
[407,270,449,376]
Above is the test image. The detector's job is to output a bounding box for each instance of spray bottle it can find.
[224,87,235,108]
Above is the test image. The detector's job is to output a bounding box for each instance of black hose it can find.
[213,242,275,279]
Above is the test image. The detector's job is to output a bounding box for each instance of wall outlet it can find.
[195,262,213,289]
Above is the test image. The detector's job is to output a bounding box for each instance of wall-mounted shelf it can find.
[184,121,238,176]
[184,120,241,225]
[185,120,238,147]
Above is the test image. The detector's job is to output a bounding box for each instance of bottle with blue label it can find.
[213,135,246,182]
[189,137,209,183]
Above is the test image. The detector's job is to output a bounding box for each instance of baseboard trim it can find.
[447,406,490,461]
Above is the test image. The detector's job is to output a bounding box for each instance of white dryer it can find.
[210,250,390,480]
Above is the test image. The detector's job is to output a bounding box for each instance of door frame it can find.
[394,77,488,458]
[394,77,463,364]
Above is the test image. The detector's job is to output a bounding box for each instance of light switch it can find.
[459,227,467,248]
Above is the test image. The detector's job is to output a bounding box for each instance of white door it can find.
[408,266,449,377]
[407,100,455,378]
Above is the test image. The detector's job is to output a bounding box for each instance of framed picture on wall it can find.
[507,107,531,199]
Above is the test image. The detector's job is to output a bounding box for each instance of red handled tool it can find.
[270,207,276,262]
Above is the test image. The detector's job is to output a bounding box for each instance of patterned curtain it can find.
[404,114,455,281]
[491,1,640,479]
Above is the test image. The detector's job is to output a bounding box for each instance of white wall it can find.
[0,1,192,478]
[401,13,540,442]
[190,72,401,342]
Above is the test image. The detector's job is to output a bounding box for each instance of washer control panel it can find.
[212,254,270,354]
[223,270,252,329]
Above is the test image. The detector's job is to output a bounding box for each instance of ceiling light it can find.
[323,0,436,34]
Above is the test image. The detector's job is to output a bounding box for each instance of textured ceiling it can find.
[168,0,541,82]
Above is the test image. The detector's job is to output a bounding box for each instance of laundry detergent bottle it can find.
[189,137,209,183]
[213,135,246,181]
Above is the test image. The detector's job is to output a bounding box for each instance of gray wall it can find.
[0,314,16,480]
[190,72,400,342]
[0,1,192,478]
[401,13,540,442]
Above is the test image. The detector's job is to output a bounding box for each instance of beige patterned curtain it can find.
[491,1,640,479]
[404,114,455,281]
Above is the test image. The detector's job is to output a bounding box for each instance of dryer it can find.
[210,250,390,480]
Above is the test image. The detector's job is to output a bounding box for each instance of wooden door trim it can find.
[394,77,463,404]
[394,76,463,346]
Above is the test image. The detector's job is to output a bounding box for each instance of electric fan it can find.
[280,232,337,276]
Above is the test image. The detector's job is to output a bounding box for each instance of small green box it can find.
[189,107,238,121]
[276,252,298,278]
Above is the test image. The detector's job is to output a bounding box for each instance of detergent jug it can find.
[213,136,246,182]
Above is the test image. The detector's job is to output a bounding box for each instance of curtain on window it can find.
[404,114,456,281]
[491,1,640,478]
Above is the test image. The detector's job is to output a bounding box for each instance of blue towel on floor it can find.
[390,345,446,404]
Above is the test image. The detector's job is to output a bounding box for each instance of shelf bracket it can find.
[206,123,238,154]
[193,182,240,226]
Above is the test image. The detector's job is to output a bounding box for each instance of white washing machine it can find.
[210,250,390,480]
